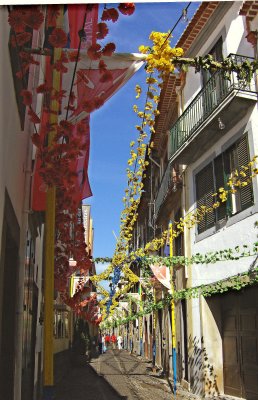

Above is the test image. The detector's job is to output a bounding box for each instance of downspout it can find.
[148,155,161,236]
[179,75,193,387]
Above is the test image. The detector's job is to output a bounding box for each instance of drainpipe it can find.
[169,221,177,395]
[148,155,162,235]
[181,166,193,384]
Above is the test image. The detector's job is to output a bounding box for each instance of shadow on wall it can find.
[188,335,220,397]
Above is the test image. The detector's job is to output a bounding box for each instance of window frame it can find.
[195,133,253,235]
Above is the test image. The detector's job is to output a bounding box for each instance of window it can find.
[196,134,253,234]
[54,310,69,339]
[202,37,223,86]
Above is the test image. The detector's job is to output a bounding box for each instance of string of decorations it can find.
[93,241,258,267]
[101,264,258,329]
[100,156,258,317]
[91,157,258,286]
[8,7,258,322]
[96,23,258,318]
[7,4,136,324]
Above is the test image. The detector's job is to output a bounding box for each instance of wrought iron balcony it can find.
[154,163,182,217]
[169,54,257,160]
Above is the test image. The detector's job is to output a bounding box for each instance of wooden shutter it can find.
[196,162,215,234]
[236,135,253,211]
[174,208,183,256]
[214,154,227,221]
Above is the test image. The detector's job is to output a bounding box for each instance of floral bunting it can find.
[8,4,258,322]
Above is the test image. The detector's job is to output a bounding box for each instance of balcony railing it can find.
[155,163,181,217]
[169,54,257,159]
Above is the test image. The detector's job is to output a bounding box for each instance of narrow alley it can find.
[1,3,258,400]
[55,349,198,400]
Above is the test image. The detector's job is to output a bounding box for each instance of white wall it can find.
[180,3,258,395]
[0,7,44,400]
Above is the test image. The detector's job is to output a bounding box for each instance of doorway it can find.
[222,286,258,399]
[0,193,20,400]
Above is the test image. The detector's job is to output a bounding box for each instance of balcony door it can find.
[202,38,227,116]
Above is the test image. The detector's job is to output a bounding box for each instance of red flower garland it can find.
[87,43,102,60]
[48,28,68,48]
[118,3,135,16]
[102,43,116,57]
[96,22,109,40]
[20,89,32,105]
[8,3,136,320]
[24,9,44,30]
[101,7,119,23]
[28,109,41,124]
[10,32,32,47]
[8,9,26,32]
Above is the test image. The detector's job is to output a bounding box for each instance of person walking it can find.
[98,332,103,355]
[105,333,110,350]
[102,334,106,353]
[117,334,123,350]
[111,333,117,349]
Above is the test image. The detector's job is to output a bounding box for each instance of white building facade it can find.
[171,2,258,398]
[0,6,45,400]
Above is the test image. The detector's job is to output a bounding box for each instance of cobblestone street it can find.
[55,349,199,400]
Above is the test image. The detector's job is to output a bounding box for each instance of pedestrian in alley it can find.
[111,333,117,349]
[102,334,106,353]
[117,334,123,350]
[98,332,103,355]
[105,333,110,350]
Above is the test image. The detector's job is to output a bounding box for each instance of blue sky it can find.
[85,2,200,273]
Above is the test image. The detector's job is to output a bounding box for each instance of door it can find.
[222,286,258,399]
[202,38,227,117]
[0,223,19,399]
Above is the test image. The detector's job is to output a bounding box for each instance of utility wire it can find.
[162,2,191,47]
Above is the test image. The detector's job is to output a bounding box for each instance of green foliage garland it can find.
[101,265,258,329]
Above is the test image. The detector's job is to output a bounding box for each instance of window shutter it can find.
[223,150,233,216]
[174,208,184,256]
[214,154,227,221]
[236,135,253,210]
[196,162,215,234]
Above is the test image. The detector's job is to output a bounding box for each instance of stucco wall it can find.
[180,3,258,396]
[0,8,45,400]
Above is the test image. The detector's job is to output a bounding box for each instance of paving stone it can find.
[54,349,212,400]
